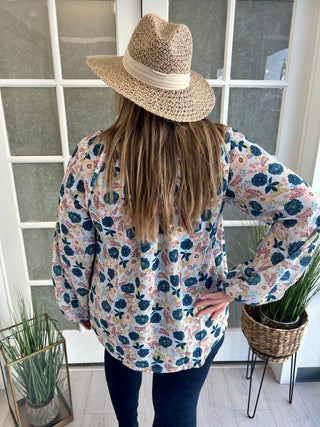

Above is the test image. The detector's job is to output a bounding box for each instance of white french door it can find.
[0,0,319,365]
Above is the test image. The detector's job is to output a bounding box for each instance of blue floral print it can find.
[52,128,320,373]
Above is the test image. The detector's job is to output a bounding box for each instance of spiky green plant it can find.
[0,299,64,406]
[262,241,320,323]
[238,223,320,323]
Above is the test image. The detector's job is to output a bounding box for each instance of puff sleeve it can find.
[52,142,96,323]
[223,130,320,305]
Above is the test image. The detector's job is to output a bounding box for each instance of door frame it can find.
[0,0,319,367]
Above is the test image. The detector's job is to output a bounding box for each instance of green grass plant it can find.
[0,299,64,406]
[262,242,320,323]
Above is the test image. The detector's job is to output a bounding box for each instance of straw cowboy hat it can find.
[86,13,215,122]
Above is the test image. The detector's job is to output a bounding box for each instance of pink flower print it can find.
[145,284,156,297]
[257,194,272,205]
[127,257,139,269]
[82,159,95,174]
[165,354,176,366]
[264,236,273,249]
[223,165,229,179]
[234,154,248,169]
[189,252,202,264]
[226,286,237,298]
[304,189,318,202]
[175,226,187,237]
[123,312,135,326]
[58,204,65,217]
[93,185,104,198]
[257,283,271,295]
[72,237,84,248]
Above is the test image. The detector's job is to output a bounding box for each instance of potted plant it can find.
[240,223,320,361]
[260,242,320,328]
[0,298,73,427]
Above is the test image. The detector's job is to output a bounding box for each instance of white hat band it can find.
[123,49,191,90]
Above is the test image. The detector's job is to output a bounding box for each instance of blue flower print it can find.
[176,357,189,366]
[53,265,61,276]
[284,199,304,215]
[169,249,178,262]
[172,309,183,320]
[115,299,127,309]
[135,315,149,325]
[100,319,109,330]
[105,343,114,353]
[181,238,193,250]
[157,280,170,292]
[150,313,161,323]
[170,275,179,286]
[249,201,263,216]
[300,256,311,266]
[271,252,285,265]
[252,173,267,187]
[126,227,135,239]
[138,348,150,357]
[244,268,261,286]
[288,174,303,185]
[193,347,202,358]
[185,277,197,287]
[173,331,185,341]
[182,294,192,306]
[108,247,119,259]
[159,336,173,348]
[121,283,135,293]
[141,258,150,270]
[283,219,298,228]
[102,300,111,312]
[61,224,68,235]
[201,209,212,221]
[76,179,85,193]
[136,361,149,369]
[141,242,151,252]
[68,212,81,223]
[195,330,207,341]
[250,145,262,156]
[129,332,139,341]
[118,335,129,345]
[215,253,223,266]
[85,244,96,255]
[280,271,290,280]
[104,191,119,204]
[152,364,163,373]
[138,300,150,311]
[77,288,89,296]
[268,163,284,175]
[66,173,75,189]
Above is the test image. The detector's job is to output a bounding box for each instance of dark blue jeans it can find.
[104,335,224,427]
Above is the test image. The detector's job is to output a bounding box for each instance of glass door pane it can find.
[169,0,294,334]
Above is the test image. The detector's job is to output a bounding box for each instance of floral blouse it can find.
[52,127,320,373]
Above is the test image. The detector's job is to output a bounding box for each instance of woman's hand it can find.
[194,291,234,321]
[81,319,92,330]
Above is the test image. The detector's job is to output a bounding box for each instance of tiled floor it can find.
[0,364,319,426]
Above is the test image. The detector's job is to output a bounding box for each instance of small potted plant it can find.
[260,242,320,328]
[0,298,73,427]
[240,223,320,361]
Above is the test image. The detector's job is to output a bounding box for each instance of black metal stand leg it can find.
[246,352,269,419]
[246,347,255,380]
[289,352,297,404]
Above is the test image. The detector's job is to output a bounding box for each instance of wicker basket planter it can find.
[241,304,308,363]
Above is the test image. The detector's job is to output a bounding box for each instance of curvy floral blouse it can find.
[52,127,320,373]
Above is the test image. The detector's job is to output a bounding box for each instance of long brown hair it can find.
[97,93,226,242]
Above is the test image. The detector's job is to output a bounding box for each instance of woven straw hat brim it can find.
[86,56,215,122]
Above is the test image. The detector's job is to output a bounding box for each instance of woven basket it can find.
[241,304,308,362]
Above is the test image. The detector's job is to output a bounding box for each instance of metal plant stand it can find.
[245,347,298,419]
